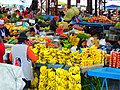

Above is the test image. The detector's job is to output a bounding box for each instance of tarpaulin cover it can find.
[0,63,25,90]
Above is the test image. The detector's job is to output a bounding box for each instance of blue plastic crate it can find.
[42,15,54,20]
[88,67,120,80]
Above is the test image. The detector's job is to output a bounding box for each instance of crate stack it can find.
[109,51,120,68]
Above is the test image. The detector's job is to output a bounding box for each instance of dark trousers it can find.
[22,78,31,90]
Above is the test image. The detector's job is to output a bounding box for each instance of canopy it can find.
[106,5,119,8]
[0,0,24,5]
[106,5,120,9]
[0,0,32,7]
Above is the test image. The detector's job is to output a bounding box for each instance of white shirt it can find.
[1,29,5,37]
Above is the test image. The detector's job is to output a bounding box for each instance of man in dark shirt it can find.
[50,16,58,33]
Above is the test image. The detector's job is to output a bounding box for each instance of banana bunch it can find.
[58,22,69,30]
[38,66,81,90]
[41,26,50,31]
[31,44,81,65]
[69,34,80,46]
[31,44,104,66]
[80,45,104,66]
[31,72,39,88]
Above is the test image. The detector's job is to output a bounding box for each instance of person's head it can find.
[30,28,35,36]
[76,39,87,50]
[0,20,4,28]
[18,32,28,44]
[35,18,38,23]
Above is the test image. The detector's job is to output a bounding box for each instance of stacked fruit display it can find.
[31,44,104,67]
[61,33,90,49]
[109,51,120,68]
[31,66,81,90]
[7,36,18,44]
[88,15,115,24]
[4,23,28,35]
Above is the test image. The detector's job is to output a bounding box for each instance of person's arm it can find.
[9,52,12,62]
[27,46,38,62]
[0,43,5,56]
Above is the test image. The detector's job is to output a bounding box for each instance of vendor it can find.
[9,32,38,89]
[76,39,87,53]
[0,37,5,63]
[50,16,59,35]
[0,20,10,42]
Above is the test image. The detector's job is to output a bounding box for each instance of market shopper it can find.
[0,37,5,63]
[0,20,10,42]
[9,32,38,89]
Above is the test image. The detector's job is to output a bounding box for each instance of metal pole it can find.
[103,0,106,11]
[87,0,92,14]
[55,0,58,15]
[51,0,55,15]
[95,0,97,16]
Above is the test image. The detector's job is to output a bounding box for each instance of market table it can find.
[88,67,120,90]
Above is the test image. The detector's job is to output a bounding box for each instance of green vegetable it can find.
[0,14,5,18]
[37,15,44,20]
[115,22,120,27]
[82,17,89,21]
[77,33,90,40]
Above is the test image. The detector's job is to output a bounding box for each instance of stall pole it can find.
[102,0,107,11]
[95,0,97,16]
[55,0,58,15]
[46,0,50,14]
[76,0,80,8]
[51,0,55,15]
[87,0,92,14]
[67,0,71,9]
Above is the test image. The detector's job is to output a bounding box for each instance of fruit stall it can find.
[0,4,120,89]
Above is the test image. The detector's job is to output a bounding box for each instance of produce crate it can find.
[108,34,118,41]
